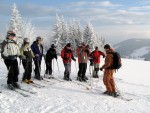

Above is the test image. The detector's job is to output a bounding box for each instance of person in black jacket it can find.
[45,44,57,78]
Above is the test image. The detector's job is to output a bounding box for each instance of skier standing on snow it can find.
[61,43,76,81]
[90,46,105,78]
[31,37,43,80]
[76,42,90,82]
[45,44,57,78]
[1,31,21,90]
[100,44,119,97]
[20,38,35,84]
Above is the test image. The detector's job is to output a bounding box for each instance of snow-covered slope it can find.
[114,38,150,60]
[0,57,150,113]
[130,46,150,57]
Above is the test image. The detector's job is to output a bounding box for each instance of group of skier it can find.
[1,30,121,97]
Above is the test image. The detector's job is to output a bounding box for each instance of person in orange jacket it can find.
[100,44,119,97]
[76,42,90,82]
[90,46,105,78]
[61,43,76,81]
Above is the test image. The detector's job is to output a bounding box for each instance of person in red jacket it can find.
[61,43,76,81]
[90,46,105,78]
[76,42,90,82]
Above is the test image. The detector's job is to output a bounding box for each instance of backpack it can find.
[1,40,17,59]
[109,52,122,69]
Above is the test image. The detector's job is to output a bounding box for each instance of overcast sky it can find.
[0,0,150,44]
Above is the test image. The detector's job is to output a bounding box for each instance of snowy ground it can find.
[0,57,150,113]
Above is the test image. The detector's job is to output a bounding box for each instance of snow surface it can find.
[130,46,150,58]
[0,57,150,113]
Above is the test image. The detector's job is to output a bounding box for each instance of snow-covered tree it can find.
[68,19,77,51]
[51,13,63,52]
[50,14,106,52]
[59,16,69,48]
[94,35,105,51]
[83,22,96,50]
[22,20,36,43]
[75,20,83,46]
[8,3,23,47]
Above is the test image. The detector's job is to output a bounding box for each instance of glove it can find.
[100,67,103,71]
[35,54,39,57]
[19,55,26,60]
[8,55,17,60]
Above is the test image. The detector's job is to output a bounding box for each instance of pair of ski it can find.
[102,93,132,101]
[2,84,37,97]
[43,77,65,85]
[70,80,133,101]
[23,81,45,88]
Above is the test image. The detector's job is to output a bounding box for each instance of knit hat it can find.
[66,43,71,47]
[95,46,98,50]
[104,44,110,49]
[36,36,42,41]
[24,38,30,43]
[51,44,56,48]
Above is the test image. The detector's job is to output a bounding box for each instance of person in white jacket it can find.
[1,31,21,90]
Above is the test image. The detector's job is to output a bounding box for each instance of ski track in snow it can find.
[0,57,150,113]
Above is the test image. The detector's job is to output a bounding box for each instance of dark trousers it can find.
[63,63,71,78]
[78,63,87,78]
[34,60,41,77]
[45,60,52,75]
[22,60,32,80]
[4,59,19,84]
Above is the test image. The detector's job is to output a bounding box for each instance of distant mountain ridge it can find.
[114,39,150,60]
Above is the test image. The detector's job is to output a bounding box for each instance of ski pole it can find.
[52,59,54,76]
[43,55,46,77]
[90,65,95,89]
[89,65,93,88]
[89,64,91,75]
[75,61,77,73]
[114,80,120,94]
[56,59,61,78]
[18,57,22,74]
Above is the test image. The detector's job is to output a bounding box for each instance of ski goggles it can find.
[8,33,16,37]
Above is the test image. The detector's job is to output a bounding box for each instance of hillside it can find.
[0,57,150,113]
[114,39,150,60]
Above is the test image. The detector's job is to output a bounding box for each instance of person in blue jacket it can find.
[31,36,43,80]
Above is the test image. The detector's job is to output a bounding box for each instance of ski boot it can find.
[13,82,21,89]
[77,76,82,82]
[81,77,87,82]
[112,92,120,97]
[22,79,30,84]
[103,91,109,95]
[28,79,34,83]
[7,84,15,90]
